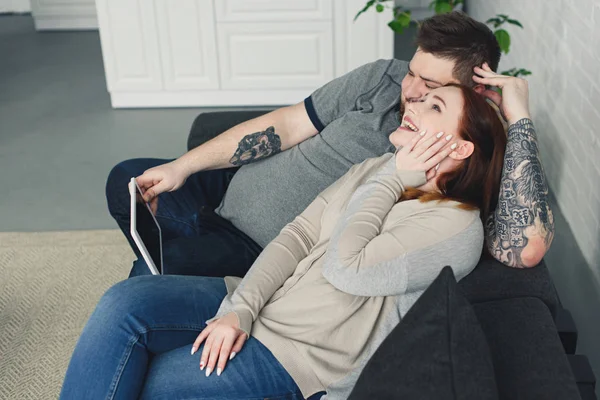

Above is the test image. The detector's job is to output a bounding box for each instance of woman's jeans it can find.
[105,158,263,278]
[59,275,325,399]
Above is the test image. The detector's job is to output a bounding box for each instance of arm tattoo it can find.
[486,118,555,267]
[229,126,282,166]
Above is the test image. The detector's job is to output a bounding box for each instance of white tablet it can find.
[129,177,163,275]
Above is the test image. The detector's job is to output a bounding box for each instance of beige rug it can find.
[0,230,134,400]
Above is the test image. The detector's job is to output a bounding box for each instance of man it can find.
[106,11,553,278]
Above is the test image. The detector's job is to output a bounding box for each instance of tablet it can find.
[129,177,163,275]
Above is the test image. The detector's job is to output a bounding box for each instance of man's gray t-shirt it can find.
[215,59,409,248]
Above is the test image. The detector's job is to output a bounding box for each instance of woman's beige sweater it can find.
[207,152,484,399]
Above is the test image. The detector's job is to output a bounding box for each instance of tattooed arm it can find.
[473,64,554,268]
[485,119,554,267]
[180,101,318,172]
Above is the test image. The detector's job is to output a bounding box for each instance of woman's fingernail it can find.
[419,130,426,136]
[191,347,196,356]
[206,367,212,377]
[451,143,458,150]
[445,134,452,141]
[436,132,444,138]
[229,352,236,361]
[200,361,205,370]
[435,163,440,170]
[217,368,222,376]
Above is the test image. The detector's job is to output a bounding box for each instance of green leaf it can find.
[397,10,411,25]
[501,68,517,76]
[517,69,532,76]
[498,14,509,20]
[495,29,511,53]
[388,20,405,34]
[429,0,436,10]
[435,2,453,14]
[376,3,384,12]
[486,17,501,28]
[507,19,524,28]
[354,0,375,22]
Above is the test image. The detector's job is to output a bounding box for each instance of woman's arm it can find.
[322,157,483,296]
[208,163,360,336]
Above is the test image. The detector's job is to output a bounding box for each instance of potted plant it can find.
[355,0,531,77]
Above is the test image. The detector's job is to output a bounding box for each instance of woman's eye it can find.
[432,104,441,112]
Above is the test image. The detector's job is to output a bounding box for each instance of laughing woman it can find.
[60,72,533,400]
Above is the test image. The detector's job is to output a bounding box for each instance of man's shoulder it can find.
[365,58,409,83]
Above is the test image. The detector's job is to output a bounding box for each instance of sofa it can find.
[187,110,597,400]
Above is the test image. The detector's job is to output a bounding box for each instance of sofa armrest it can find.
[557,308,578,354]
[187,110,273,151]
[473,297,581,400]
[459,258,561,318]
[568,355,597,400]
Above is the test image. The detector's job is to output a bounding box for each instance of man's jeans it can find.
[106,158,263,278]
[59,275,327,399]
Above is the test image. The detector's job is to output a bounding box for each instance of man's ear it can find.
[473,84,486,94]
[449,140,475,160]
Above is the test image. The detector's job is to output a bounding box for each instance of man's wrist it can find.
[172,156,195,178]
[508,112,531,126]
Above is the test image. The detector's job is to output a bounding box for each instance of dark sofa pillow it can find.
[348,266,498,400]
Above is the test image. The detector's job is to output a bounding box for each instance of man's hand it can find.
[191,312,248,377]
[473,63,531,125]
[136,160,189,211]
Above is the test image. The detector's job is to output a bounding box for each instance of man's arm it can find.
[473,64,554,268]
[177,101,318,174]
[485,118,555,268]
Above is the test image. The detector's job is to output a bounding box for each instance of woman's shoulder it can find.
[396,199,483,237]
[346,153,395,180]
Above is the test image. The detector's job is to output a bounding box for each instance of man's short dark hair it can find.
[416,11,501,86]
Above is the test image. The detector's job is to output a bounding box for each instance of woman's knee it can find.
[95,277,154,319]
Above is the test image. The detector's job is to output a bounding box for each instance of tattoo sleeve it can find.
[486,118,555,267]
[229,126,282,166]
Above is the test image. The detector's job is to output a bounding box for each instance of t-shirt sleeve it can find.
[304,59,394,131]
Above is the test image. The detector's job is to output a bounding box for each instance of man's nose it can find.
[404,84,423,103]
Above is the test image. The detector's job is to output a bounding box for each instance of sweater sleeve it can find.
[322,157,484,297]
[206,163,361,337]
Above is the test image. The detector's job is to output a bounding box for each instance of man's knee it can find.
[106,160,135,212]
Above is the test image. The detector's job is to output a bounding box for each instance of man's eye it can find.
[425,84,437,90]
[432,104,441,112]
[408,71,415,77]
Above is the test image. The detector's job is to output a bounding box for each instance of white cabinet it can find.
[95,0,393,108]
[217,22,333,90]
[31,0,97,30]
[155,0,219,91]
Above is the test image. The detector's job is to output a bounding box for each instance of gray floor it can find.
[0,15,271,232]
[1,14,599,396]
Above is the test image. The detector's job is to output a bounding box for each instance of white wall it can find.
[469,0,600,282]
[0,0,31,13]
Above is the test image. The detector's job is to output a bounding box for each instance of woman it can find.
[60,68,526,400]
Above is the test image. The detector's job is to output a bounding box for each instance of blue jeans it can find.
[60,275,326,399]
[106,158,263,278]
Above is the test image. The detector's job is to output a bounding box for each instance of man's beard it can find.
[398,97,406,119]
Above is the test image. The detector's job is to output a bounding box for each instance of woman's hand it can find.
[396,130,457,181]
[473,63,531,125]
[191,312,248,377]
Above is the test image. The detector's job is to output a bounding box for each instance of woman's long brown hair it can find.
[399,84,507,254]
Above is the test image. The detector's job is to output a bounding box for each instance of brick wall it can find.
[468,0,600,281]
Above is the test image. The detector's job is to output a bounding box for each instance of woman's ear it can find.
[449,140,474,160]
[473,84,486,94]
